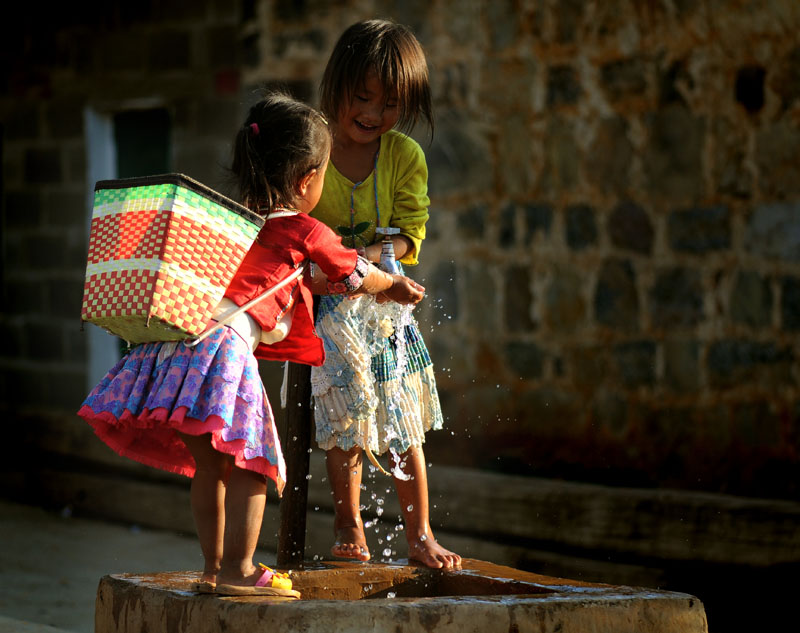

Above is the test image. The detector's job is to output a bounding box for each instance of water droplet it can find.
[406,504,414,512]
[387,591,397,599]
[419,534,428,542]
[383,548,392,557]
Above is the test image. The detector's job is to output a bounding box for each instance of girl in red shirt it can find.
[78,91,424,596]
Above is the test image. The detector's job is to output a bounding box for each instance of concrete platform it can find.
[96,559,708,633]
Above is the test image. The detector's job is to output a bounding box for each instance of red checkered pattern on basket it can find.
[163,215,248,286]
[150,273,217,333]
[87,210,169,264]
[82,269,157,319]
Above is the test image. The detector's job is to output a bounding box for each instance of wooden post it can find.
[276,361,313,568]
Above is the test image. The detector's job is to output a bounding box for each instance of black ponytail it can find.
[231,89,330,214]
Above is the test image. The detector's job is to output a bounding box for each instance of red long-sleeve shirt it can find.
[224,212,358,366]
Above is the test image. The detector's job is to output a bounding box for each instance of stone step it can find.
[95,560,708,633]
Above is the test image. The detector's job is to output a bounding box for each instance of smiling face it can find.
[337,68,400,146]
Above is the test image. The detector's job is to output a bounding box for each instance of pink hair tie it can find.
[250,122,260,136]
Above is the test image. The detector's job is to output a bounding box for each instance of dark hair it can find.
[319,19,433,136]
[231,90,331,213]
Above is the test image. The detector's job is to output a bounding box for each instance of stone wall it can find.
[2,0,799,499]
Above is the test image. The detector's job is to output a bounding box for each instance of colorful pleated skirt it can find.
[311,293,443,456]
[78,326,286,494]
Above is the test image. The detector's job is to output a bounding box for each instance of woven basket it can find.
[81,174,264,344]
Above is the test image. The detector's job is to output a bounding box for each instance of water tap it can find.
[376,226,401,274]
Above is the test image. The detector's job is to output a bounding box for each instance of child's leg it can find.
[178,432,230,582]
[326,446,370,561]
[216,463,268,585]
[392,445,462,569]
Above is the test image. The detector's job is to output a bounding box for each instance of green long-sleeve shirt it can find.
[311,129,429,265]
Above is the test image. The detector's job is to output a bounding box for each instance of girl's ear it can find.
[297,168,318,197]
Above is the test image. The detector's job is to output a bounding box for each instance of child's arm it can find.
[362,234,414,264]
[311,262,424,305]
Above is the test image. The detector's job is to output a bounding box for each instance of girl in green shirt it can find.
[310,19,461,569]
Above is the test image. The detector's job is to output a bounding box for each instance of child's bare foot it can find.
[215,564,263,588]
[331,525,370,561]
[407,532,461,569]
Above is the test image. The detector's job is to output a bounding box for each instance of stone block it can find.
[707,339,794,389]
[196,97,240,137]
[668,205,731,253]
[430,260,459,322]
[781,276,800,330]
[45,97,85,139]
[26,235,73,270]
[147,30,191,71]
[649,268,704,329]
[594,258,639,331]
[523,203,553,244]
[426,111,493,196]
[504,341,545,380]
[463,265,498,332]
[771,46,800,111]
[4,191,42,228]
[100,31,147,71]
[3,368,49,408]
[44,190,87,227]
[607,200,653,254]
[498,112,536,196]
[206,25,240,67]
[242,33,259,67]
[504,265,534,332]
[4,105,40,140]
[486,0,519,49]
[547,65,581,107]
[731,402,781,448]
[541,116,579,193]
[591,389,629,437]
[644,104,704,201]
[614,340,656,388]
[4,280,46,316]
[745,201,800,261]
[601,58,647,102]
[545,268,586,333]
[568,345,613,392]
[498,203,515,247]
[456,203,487,241]
[587,116,634,195]
[0,320,24,358]
[713,117,752,198]
[755,119,800,198]
[730,270,772,328]
[663,339,700,392]
[48,278,84,319]
[66,146,86,183]
[480,58,537,112]
[48,368,89,410]
[555,0,585,43]
[517,387,585,437]
[565,203,598,251]
[24,147,62,184]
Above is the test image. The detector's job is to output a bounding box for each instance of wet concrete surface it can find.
[96,564,707,633]
[0,499,276,633]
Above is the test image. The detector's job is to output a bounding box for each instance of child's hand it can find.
[379,275,425,305]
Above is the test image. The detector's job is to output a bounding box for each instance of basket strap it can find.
[184,263,307,348]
